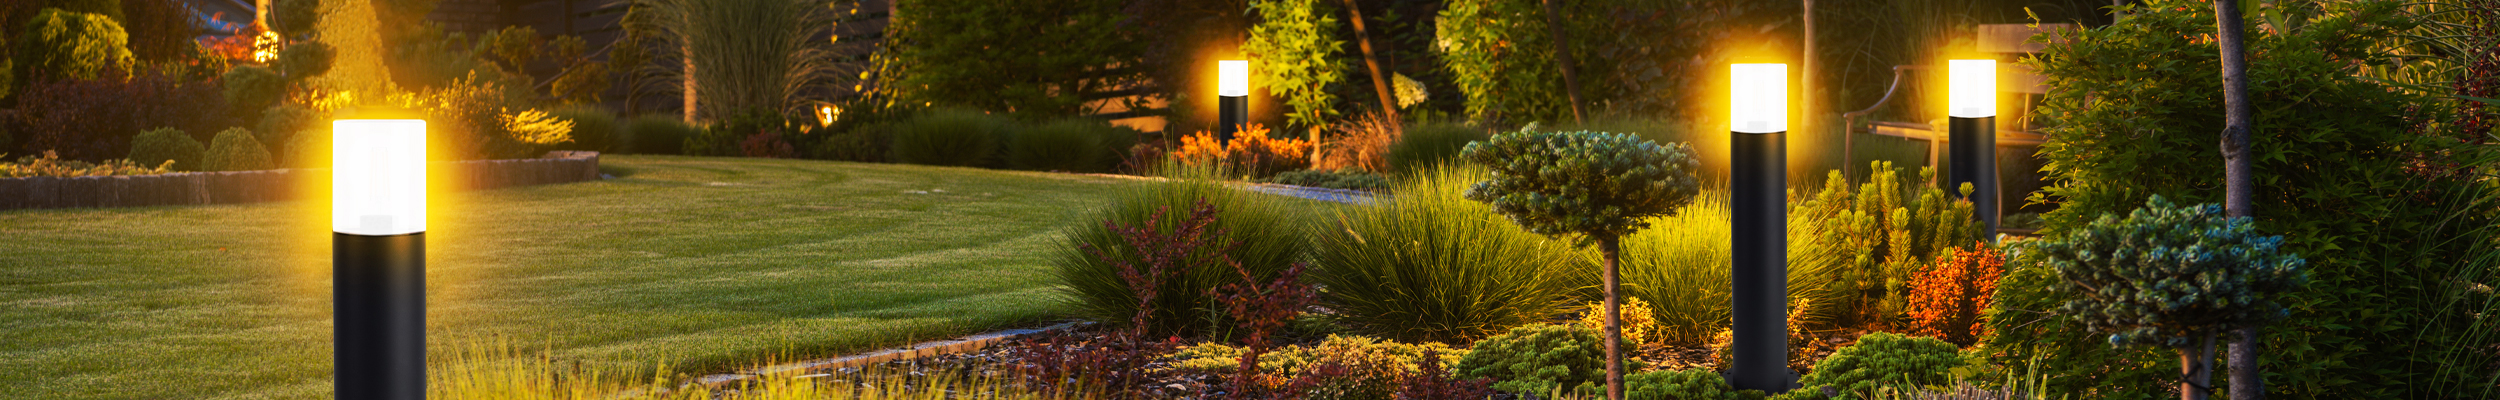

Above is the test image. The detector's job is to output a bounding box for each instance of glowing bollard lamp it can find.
[1727,63,1797,393]
[1218,60,1249,146]
[332,112,428,400]
[1947,59,1998,238]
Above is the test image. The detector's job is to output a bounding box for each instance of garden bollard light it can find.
[332,112,427,400]
[1219,60,1249,147]
[1727,62,1797,393]
[1948,59,1998,239]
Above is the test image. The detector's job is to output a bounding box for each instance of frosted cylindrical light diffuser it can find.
[1219,60,1249,97]
[332,119,427,236]
[1949,59,1997,118]
[1730,63,1787,134]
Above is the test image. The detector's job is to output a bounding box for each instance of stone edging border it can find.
[0,151,602,211]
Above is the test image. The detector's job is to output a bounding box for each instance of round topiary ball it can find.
[203,127,274,171]
[15,8,135,83]
[128,127,205,171]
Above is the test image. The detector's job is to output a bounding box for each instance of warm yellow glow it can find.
[1219,60,1249,97]
[332,119,427,236]
[251,31,281,63]
[1949,59,1997,118]
[817,105,840,127]
[1729,63,1787,134]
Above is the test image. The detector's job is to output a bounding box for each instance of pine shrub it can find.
[1792,162,1980,330]
[1624,369,1733,400]
[890,108,1009,167]
[201,127,271,171]
[125,127,200,171]
[1311,166,1580,343]
[1453,323,1646,396]
[1779,333,1959,400]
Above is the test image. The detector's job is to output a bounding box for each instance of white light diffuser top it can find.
[1949,59,1997,118]
[1219,60,1249,97]
[333,119,427,236]
[1730,63,1787,134]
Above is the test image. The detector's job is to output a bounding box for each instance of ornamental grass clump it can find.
[2032,196,2307,399]
[1610,189,1846,348]
[1459,129,1700,399]
[1050,170,1308,337]
[1312,165,1580,344]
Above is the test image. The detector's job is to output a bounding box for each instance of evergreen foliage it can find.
[201,127,272,171]
[1457,130,1700,244]
[1624,369,1733,400]
[1773,333,1960,400]
[14,8,132,83]
[1453,323,1646,396]
[126,127,201,171]
[1311,166,1580,343]
[882,0,1136,118]
[2037,196,2309,348]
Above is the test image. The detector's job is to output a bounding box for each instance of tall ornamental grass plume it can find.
[2032,196,2308,399]
[1605,189,1846,348]
[1312,165,1581,344]
[1459,129,1700,400]
[1049,165,1310,337]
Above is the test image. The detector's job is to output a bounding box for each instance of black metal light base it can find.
[1947,116,1998,238]
[1217,95,1247,146]
[1728,131,1797,393]
[334,232,426,400]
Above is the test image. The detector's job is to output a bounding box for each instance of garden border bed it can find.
[0,151,603,211]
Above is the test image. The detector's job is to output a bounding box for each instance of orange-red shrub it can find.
[1170,124,1310,178]
[1904,241,2004,346]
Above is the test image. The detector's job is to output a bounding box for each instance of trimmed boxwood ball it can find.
[1454,323,1646,396]
[202,127,272,171]
[1385,122,1489,174]
[1773,333,1959,400]
[256,104,322,158]
[1007,118,1127,173]
[1625,368,1733,400]
[127,127,203,171]
[891,108,1010,167]
[1049,172,1310,337]
[1312,166,1580,343]
[15,8,134,83]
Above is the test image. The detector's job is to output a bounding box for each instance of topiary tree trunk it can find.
[2209,0,2264,398]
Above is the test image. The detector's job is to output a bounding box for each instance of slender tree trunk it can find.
[1341,0,1402,136]
[1801,0,1816,147]
[1538,0,1587,124]
[1599,235,1624,400]
[2213,0,2263,399]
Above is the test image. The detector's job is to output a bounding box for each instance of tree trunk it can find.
[1340,0,1402,136]
[1538,0,1586,125]
[2180,334,2215,400]
[1800,0,1816,147]
[1599,235,1624,400]
[2212,0,2263,398]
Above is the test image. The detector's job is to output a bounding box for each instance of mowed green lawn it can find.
[0,156,1183,399]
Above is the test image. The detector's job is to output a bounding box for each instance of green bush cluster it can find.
[621,115,697,155]
[201,127,270,171]
[255,105,321,159]
[1008,118,1130,173]
[125,127,200,171]
[13,8,132,83]
[1987,1,2500,397]
[1624,368,1733,400]
[1453,323,1646,396]
[883,0,1137,119]
[1792,162,1980,329]
[1175,335,1468,400]
[550,106,621,152]
[2036,196,2309,348]
[1263,168,1389,191]
[1049,172,1310,337]
[1771,333,1959,400]
[809,122,892,163]
[1312,166,1581,343]
[890,108,1010,167]
[219,66,285,115]
[1384,122,1488,174]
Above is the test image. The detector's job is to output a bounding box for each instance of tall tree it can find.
[1537,0,1584,124]
[2210,0,2261,398]
[1340,0,1400,136]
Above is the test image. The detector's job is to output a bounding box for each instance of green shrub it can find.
[268,0,319,36]
[1264,168,1389,191]
[1,29,13,98]
[15,8,133,83]
[690,109,790,156]
[1774,333,1958,400]
[885,0,1136,118]
[275,41,334,79]
[201,127,271,171]
[1312,166,1579,343]
[1609,189,1846,347]
[1543,118,1726,180]
[283,122,326,168]
[1241,0,1345,127]
[1175,335,1468,399]
[1385,122,1488,174]
[1454,323,1646,396]
[220,66,284,113]
[125,127,200,171]
[1791,162,1980,329]
[1049,173,1310,337]
[1007,118,1126,173]
[255,105,321,158]
[549,105,620,152]
[890,108,1009,167]
[1625,369,1733,400]
[808,122,892,162]
[621,115,696,155]
[1987,1,2500,397]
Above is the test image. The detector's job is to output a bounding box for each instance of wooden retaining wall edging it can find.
[0,151,602,211]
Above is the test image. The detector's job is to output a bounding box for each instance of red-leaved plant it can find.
[738,130,796,158]
[1394,348,1495,400]
[1904,241,2005,346]
[1212,258,1317,398]
[1021,199,1236,398]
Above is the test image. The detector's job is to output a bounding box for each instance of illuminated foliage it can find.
[1169,124,1312,179]
[1904,242,2002,346]
[1242,0,1346,128]
[14,8,132,83]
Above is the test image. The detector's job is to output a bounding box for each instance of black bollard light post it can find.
[1218,60,1249,147]
[1726,63,1798,393]
[332,111,429,400]
[1947,59,1998,239]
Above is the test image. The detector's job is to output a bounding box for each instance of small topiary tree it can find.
[14,8,134,83]
[202,127,272,171]
[276,41,334,79]
[1460,129,1701,400]
[220,66,285,113]
[1454,323,1647,396]
[127,127,202,171]
[2031,196,2308,400]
